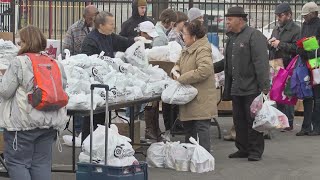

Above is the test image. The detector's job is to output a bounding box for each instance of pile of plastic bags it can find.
[0,39,19,69]
[146,137,215,173]
[62,45,171,110]
[79,124,138,166]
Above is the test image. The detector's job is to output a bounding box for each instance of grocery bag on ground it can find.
[124,41,148,68]
[270,55,298,105]
[161,80,198,105]
[189,137,215,173]
[174,143,196,172]
[146,142,166,168]
[164,141,180,169]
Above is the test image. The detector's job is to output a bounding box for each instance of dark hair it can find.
[94,11,113,29]
[184,20,207,39]
[174,11,188,26]
[18,25,47,55]
[159,9,177,24]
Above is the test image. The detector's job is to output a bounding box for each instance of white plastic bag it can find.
[164,141,180,169]
[252,100,288,132]
[62,135,81,147]
[189,137,215,173]
[168,41,182,63]
[146,142,166,168]
[145,46,170,61]
[161,80,198,105]
[125,41,148,68]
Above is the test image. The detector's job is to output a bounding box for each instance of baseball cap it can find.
[138,21,159,38]
[275,3,291,14]
[188,8,204,21]
[301,2,318,16]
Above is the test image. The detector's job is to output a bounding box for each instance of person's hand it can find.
[268,37,276,44]
[262,89,269,95]
[271,40,280,48]
[171,66,180,80]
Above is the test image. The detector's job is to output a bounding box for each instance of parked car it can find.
[258,20,302,39]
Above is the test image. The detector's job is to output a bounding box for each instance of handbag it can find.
[270,55,298,105]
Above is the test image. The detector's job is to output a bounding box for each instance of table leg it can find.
[129,106,135,144]
[72,115,76,172]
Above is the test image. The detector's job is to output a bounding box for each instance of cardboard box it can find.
[0,32,13,41]
[113,121,140,149]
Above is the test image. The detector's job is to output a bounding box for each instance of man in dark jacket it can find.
[268,3,300,132]
[215,7,270,161]
[80,11,135,142]
[119,0,154,39]
[296,1,320,136]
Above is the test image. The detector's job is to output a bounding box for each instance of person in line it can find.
[268,2,300,132]
[81,11,135,142]
[0,25,68,180]
[296,2,320,136]
[172,20,217,152]
[187,7,204,24]
[214,6,270,161]
[153,8,177,46]
[120,0,154,39]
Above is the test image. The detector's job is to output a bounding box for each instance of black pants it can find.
[162,103,179,131]
[81,112,105,143]
[232,94,264,158]
[301,84,320,133]
[183,120,211,152]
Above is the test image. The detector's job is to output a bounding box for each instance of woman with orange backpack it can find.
[0,25,68,180]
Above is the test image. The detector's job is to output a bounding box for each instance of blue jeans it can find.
[3,128,57,180]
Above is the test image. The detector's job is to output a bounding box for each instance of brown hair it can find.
[174,11,188,26]
[94,11,113,29]
[18,25,47,55]
[184,20,207,39]
[159,9,177,24]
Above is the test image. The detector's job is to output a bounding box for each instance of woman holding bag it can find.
[171,20,217,152]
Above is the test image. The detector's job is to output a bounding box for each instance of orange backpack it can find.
[25,53,68,111]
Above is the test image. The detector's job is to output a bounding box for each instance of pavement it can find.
[0,115,319,180]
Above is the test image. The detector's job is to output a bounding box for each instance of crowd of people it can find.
[0,0,319,179]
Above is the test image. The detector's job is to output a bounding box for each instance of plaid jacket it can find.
[168,29,185,47]
[63,19,90,55]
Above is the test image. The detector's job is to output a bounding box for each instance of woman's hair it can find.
[159,9,177,24]
[184,20,207,39]
[94,11,113,29]
[18,25,47,55]
[174,11,188,27]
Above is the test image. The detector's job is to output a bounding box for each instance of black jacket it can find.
[119,0,154,39]
[269,20,300,68]
[214,25,270,100]
[297,17,320,61]
[81,29,134,57]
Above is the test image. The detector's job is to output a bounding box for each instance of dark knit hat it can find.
[137,0,147,7]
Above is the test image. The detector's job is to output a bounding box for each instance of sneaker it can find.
[228,151,248,158]
[296,131,309,136]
